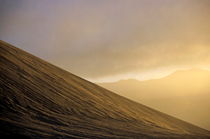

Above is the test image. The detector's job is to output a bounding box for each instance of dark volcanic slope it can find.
[0,40,210,139]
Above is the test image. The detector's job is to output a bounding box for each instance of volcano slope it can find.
[0,40,210,139]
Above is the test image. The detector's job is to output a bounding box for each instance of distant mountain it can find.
[0,40,210,138]
[99,69,210,131]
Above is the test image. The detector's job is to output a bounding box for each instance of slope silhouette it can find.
[0,40,210,138]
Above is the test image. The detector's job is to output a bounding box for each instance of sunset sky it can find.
[1,0,210,82]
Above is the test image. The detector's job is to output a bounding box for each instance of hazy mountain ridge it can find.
[99,69,210,131]
[0,40,210,138]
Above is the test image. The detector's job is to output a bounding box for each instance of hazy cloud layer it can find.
[1,0,210,81]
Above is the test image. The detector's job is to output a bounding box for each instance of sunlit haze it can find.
[1,0,210,82]
[1,0,210,134]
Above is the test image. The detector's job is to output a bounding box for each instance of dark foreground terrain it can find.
[0,40,210,138]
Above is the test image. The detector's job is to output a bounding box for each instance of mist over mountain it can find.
[1,40,210,138]
[99,69,210,131]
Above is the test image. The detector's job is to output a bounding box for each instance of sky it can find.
[1,0,210,82]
